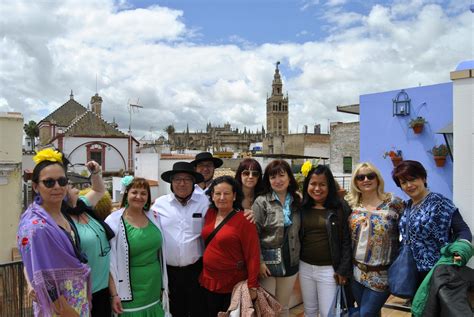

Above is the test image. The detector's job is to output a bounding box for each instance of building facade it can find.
[168,122,264,153]
[37,92,139,173]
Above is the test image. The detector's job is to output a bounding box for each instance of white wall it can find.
[135,153,160,181]
[60,137,130,171]
[452,70,474,267]
[0,112,23,262]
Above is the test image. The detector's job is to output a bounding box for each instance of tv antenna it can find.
[128,98,143,135]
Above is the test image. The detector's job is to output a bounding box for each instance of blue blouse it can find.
[400,192,471,271]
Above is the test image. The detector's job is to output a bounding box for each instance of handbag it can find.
[262,229,289,277]
[388,207,418,298]
[328,285,349,317]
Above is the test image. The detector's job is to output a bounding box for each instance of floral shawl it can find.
[17,203,91,317]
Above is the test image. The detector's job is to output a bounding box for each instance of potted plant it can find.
[408,116,426,134]
[429,144,449,167]
[383,149,403,166]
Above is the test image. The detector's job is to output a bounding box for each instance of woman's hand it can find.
[86,161,101,175]
[333,273,347,285]
[453,252,462,264]
[111,295,123,314]
[53,295,80,317]
[243,208,255,224]
[260,263,271,278]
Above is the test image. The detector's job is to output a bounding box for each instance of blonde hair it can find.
[79,188,113,220]
[345,162,391,208]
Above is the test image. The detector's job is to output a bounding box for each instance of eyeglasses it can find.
[40,177,69,188]
[242,170,260,177]
[355,172,377,182]
[171,177,194,184]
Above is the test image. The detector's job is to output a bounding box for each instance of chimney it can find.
[90,93,103,116]
[314,124,321,134]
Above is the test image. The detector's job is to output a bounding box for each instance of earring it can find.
[124,199,129,208]
[144,203,149,210]
[34,194,43,205]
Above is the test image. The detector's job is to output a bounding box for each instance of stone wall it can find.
[330,121,360,175]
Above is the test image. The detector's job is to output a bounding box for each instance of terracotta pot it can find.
[412,124,424,134]
[434,156,446,167]
[391,156,403,166]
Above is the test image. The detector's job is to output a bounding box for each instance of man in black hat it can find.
[151,162,209,317]
[191,152,223,193]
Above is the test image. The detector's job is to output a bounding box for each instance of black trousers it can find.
[204,289,231,317]
[91,287,111,317]
[167,258,208,317]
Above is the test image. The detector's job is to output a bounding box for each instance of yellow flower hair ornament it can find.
[33,148,63,165]
[301,161,313,178]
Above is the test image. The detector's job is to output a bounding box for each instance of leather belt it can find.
[353,260,390,272]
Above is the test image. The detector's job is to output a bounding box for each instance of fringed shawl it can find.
[17,203,91,316]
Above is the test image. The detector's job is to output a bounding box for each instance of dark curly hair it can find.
[206,176,243,211]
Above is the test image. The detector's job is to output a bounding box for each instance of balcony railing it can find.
[0,261,33,316]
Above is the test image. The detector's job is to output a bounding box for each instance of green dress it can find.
[122,220,164,317]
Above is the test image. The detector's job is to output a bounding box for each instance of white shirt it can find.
[151,190,210,267]
[194,183,211,195]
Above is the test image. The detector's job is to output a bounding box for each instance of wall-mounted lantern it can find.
[436,122,453,161]
[392,89,411,116]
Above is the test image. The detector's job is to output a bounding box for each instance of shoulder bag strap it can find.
[205,209,237,247]
[404,205,411,244]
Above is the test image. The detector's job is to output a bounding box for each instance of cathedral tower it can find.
[266,61,289,136]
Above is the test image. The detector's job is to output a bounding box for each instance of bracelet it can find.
[91,170,101,175]
[110,294,118,298]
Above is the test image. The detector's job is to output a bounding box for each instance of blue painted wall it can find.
[360,82,453,200]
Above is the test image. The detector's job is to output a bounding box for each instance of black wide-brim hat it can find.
[190,152,223,168]
[161,161,204,183]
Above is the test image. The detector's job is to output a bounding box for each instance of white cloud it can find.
[0,0,471,137]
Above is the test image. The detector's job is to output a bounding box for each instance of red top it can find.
[199,208,260,294]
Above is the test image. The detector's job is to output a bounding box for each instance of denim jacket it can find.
[253,193,301,267]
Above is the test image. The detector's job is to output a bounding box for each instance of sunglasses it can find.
[242,170,260,177]
[355,172,377,182]
[40,177,69,188]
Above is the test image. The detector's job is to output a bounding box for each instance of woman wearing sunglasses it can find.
[234,158,264,210]
[106,177,170,317]
[346,162,403,316]
[17,148,91,316]
[62,160,114,317]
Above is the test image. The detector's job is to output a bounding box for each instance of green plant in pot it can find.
[408,116,426,134]
[429,144,449,167]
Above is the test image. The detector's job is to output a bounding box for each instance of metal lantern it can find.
[392,89,411,116]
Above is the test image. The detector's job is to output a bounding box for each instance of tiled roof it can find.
[64,111,127,137]
[41,99,88,126]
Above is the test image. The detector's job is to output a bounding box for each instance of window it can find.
[343,157,352,174]
[90,151,102,165]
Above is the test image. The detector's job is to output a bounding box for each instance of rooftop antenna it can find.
[127,98,143,172]
[128,98,143,135]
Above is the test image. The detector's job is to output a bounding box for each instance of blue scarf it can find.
[273,192,292,226]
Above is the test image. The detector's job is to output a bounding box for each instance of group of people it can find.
[18,148,472,317]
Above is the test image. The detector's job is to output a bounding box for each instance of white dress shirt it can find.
[151,190,210,267]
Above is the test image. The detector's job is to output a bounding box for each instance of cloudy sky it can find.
[1,0,472,139]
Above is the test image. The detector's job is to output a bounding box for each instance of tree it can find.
[164,124,175,136]
[23,120,39,150]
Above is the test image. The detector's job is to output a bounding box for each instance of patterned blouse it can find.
[349,194,404,291]
[399,192,456,272]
